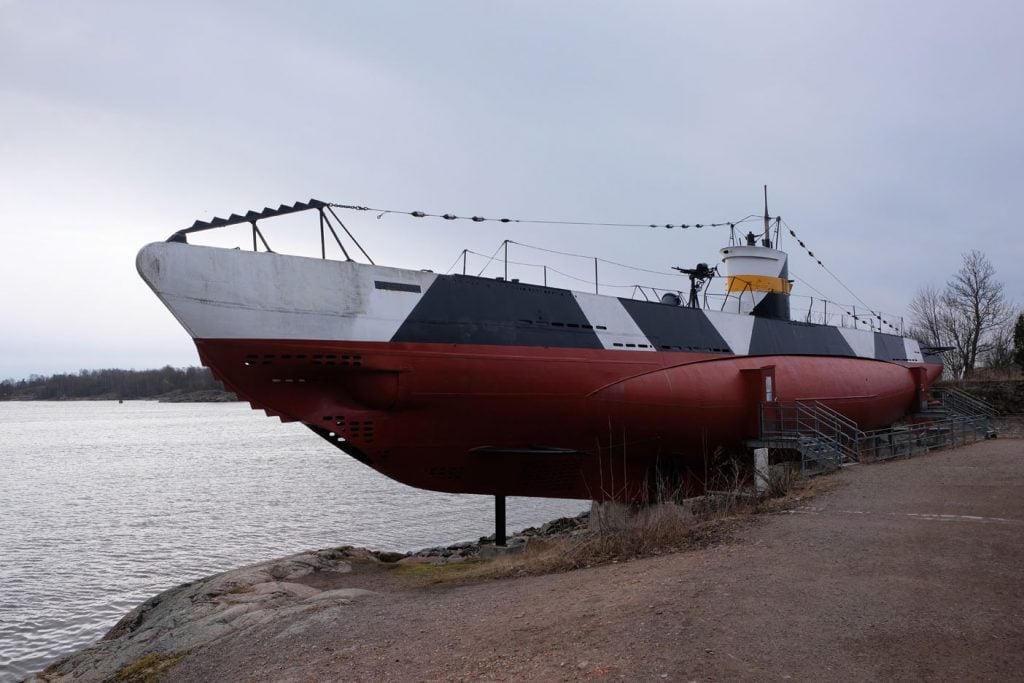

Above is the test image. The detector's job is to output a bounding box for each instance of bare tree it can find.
[907,282,945,344]
[908,250,1014,379]
[983,318,1017,374]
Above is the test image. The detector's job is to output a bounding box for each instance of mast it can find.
[762,185,771,248]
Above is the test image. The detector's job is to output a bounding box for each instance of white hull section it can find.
[137,242,436,342]
[137,242,922,363]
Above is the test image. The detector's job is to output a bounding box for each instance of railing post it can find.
[319,210,326,259]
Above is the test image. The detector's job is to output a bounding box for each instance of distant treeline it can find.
[0,366,233,401]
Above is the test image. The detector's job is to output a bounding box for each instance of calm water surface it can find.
[0,401,587,681]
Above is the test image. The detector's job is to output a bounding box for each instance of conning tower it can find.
[719,233,791,320]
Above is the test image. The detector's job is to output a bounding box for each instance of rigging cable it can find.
[329,202,762,231]
[474,241,507,278]
[783,219,901,333]
[508,241,676,277]
[328,201,900,334]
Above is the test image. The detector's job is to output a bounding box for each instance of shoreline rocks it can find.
[395,510,590,564]
[30,547,371,682]
[29,511,591,682]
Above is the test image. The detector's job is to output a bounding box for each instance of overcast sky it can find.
[2,0,1022,380]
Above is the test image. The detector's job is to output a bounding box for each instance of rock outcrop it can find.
[30,511,590,682]
[30,547,378,682]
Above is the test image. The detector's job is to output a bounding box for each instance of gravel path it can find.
[162,438,1024,682]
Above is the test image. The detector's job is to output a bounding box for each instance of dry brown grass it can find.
[422,471,839,584]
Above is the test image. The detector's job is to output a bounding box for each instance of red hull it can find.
[196,339,941,501]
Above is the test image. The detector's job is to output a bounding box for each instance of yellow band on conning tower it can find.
[726,275,792,295]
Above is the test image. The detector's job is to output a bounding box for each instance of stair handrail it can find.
[933,386,1000,417]
[801,401,862,463]
[759,400,863,463]
[808,400,864,436]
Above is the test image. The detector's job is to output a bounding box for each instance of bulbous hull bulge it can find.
[138,242,942,502]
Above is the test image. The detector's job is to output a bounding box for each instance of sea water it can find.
[0,401,588,681]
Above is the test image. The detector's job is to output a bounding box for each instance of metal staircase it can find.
[929,386,999,418]
[755,400,865,471]
[751,386,995,473]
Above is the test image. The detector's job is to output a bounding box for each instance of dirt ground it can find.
[165,439,1024,682]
